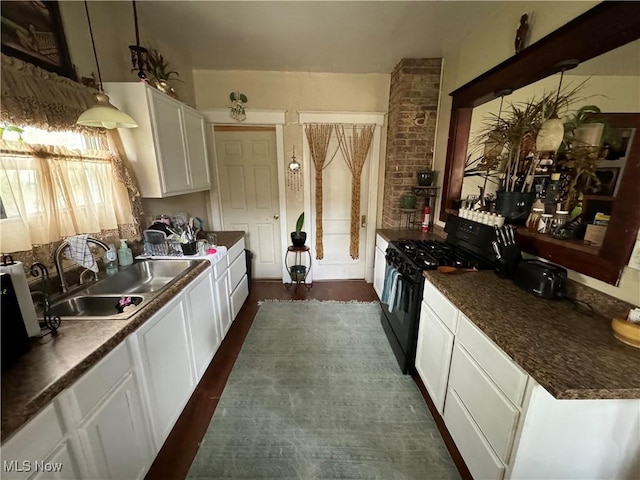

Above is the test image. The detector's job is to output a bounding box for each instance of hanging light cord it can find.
[132,0,145,78]
[84,0,103,92]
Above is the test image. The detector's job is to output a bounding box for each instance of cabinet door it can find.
[135,297,195,446]
[148,90,189,195]
[373,246,386,299]
[214,270,232,339]
[186,270,219,379]
[77,373,153,480]
[182,106,210,191]
[1,403,83,480]
[415,302,455,414]
[230,274,249,321]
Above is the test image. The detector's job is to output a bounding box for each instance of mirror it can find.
[440,3,640,285]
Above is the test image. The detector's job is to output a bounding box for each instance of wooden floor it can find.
[145,279,469,479]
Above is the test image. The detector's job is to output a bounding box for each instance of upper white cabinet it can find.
[103,82,211,198]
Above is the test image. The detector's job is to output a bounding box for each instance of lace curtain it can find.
[0,53,141,269]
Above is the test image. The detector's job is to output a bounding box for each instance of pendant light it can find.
[76,1,138,129]
[536,60,579,152]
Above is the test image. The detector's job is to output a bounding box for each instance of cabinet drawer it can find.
[449,344,519,462]
[71,341,132,419]
[212,255,229,279]
[228,250,246,292]
[230,274,249,320]
[422,280,458,332]
[457,314,528,406]
[444,388,505,480]
[228,237,245,264]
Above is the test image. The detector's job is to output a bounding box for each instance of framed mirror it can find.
[440,2,640,285]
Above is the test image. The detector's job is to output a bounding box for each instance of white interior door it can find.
[215,127,282,278]
[309,134,370,280]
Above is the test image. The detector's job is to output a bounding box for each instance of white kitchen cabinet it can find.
[185,268,220,379]
[1,403,84,480]
[213,237,248,340]
[69,340,153,480]
[415,301,455,414]
[214,268,232,339]
[103,82,210,198]
[75,373,153,480]
[131,293,196,449]
[373,234,388,298]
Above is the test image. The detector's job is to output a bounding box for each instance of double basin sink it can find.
[48,260,199,320]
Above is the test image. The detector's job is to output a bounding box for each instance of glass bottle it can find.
[551,210,569,236]
[527,208,544,233]
[538,213,554,234]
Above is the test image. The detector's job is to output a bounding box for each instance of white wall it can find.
[193,70,390,233]
[59,1,196,106]
[431,1,639,305]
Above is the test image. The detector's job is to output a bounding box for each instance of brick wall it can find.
[382,58,442,229]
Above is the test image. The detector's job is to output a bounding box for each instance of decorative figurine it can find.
[515,13,529,53]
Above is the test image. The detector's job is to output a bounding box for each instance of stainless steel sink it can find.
[83,259,198,295]
[50,295,147,320]
[45,259,200,321]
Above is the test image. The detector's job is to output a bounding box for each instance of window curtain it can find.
[0,53,141,269]
[0,139,137,254]
[336,124,375,259]
[305,124,335,260]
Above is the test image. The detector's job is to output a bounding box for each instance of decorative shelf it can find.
[412,185,440,196]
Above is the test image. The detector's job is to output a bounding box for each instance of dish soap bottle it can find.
[117,239,133,267]
[105,244,118,276]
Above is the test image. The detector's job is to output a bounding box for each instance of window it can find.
[0,125,134,253]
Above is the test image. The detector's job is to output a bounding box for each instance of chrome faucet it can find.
[54,237,109,293]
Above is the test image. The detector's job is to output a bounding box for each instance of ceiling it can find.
[132,1,637,76]
[136,1,504,74]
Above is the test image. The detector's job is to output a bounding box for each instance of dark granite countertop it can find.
[423,270,640,400]
[1,231,246,442]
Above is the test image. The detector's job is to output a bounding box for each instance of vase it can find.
[291,231,307,247]
[495,191,535,225]
[400,195,417,209]
[417,170,435,186]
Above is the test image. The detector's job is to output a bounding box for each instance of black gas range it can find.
[380,216,496,374]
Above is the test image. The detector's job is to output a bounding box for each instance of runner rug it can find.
[187,300,459,479]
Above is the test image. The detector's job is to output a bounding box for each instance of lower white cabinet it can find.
[415,301,455,414]
[186,269,219,379]
[1,403,83,480]
[373,234,388,298]
[213,237,248,339]
[74,372,153,480]
[214,268,232,338]
[420,277,640,480]
[132,294,196,449]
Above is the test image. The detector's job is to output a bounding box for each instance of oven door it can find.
[380,270,421,373]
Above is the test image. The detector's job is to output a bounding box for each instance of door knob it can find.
[273,214,279,220]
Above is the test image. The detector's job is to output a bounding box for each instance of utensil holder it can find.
[180,241,197,256]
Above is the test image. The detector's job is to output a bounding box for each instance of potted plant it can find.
[144,48,182,98]
[291,212,306,247]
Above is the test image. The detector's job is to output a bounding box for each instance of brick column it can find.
[382,58,442,229]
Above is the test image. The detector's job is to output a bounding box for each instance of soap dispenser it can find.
[105,244,118,275]
[117,239,133,266]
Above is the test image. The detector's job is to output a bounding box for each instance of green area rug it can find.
[187,301,459,479]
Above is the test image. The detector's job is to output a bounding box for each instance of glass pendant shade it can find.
[77,93,138,129]
[536,116,564,152]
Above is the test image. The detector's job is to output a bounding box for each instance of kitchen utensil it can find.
[492,241,502,260]
[437,266,478,274]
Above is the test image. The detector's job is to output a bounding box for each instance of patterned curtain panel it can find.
[1,54,97,132]
[304,124,334,260]
[336,124,375,259]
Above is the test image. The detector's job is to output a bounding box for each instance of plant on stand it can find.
[291,212,306,247]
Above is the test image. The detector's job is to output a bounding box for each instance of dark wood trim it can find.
[440,2,640,285]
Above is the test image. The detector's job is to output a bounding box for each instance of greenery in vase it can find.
[295,212,304,234]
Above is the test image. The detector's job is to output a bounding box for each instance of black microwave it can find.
[1,273,31,370]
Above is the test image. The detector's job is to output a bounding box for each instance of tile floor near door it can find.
[145,280,468,480]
